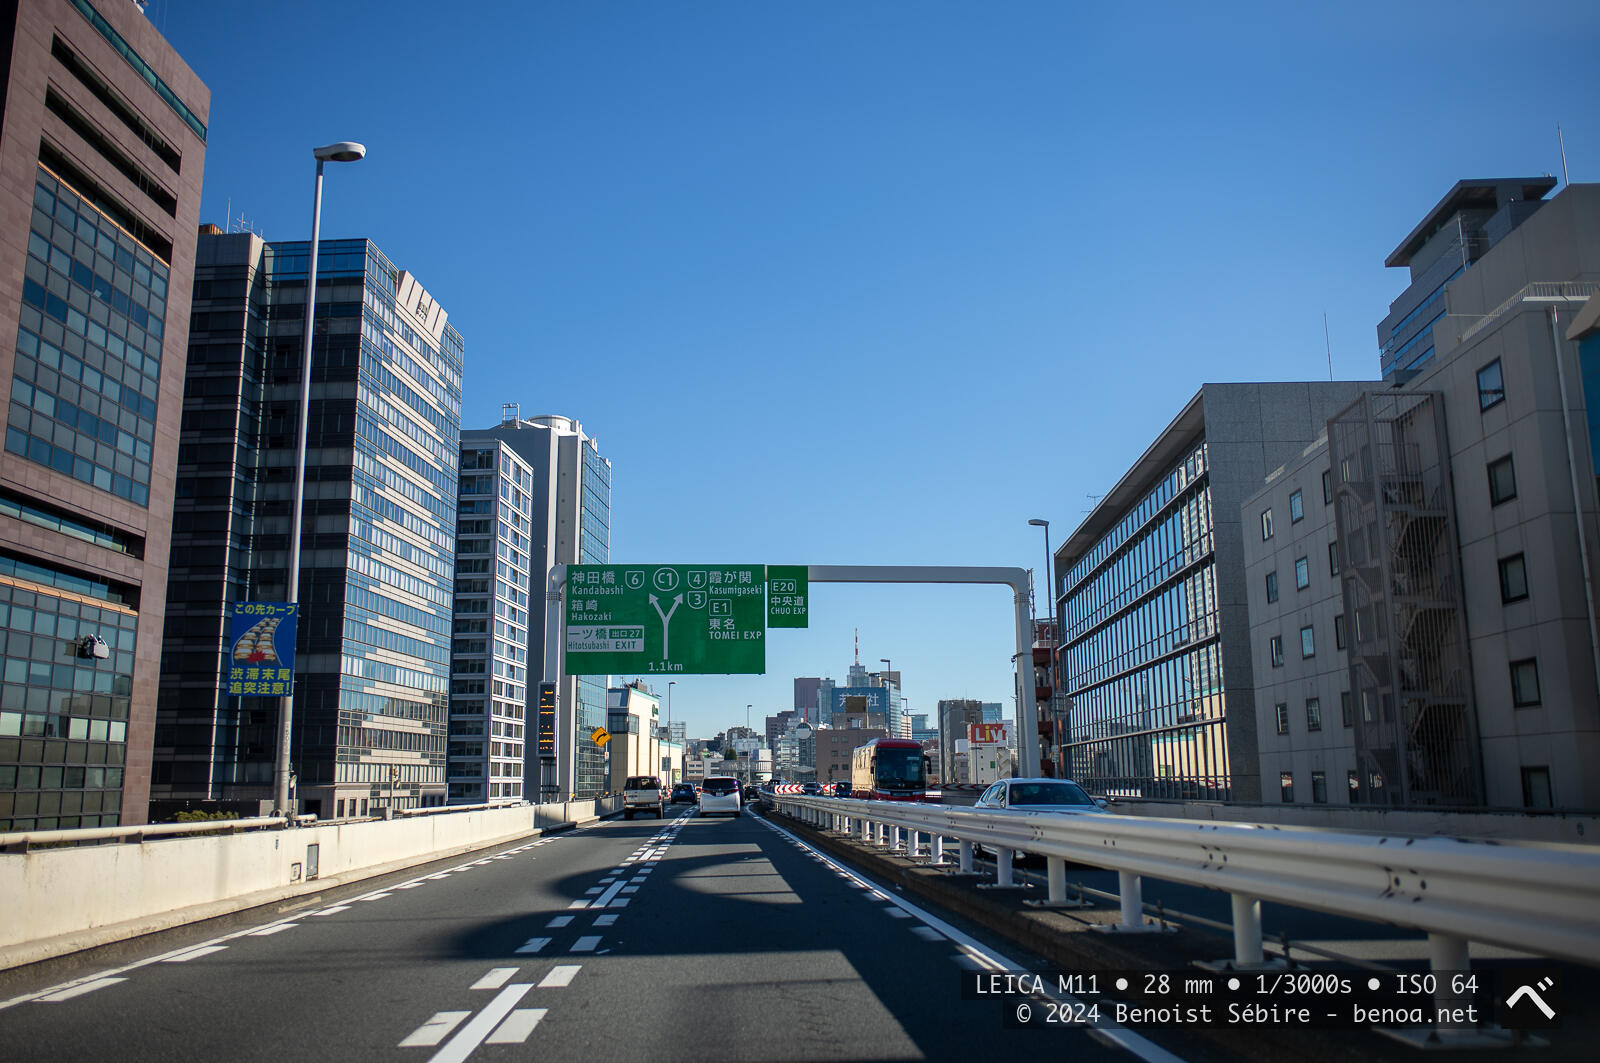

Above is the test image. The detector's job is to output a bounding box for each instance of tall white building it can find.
[474,408,611,798]
[448,439,535,804]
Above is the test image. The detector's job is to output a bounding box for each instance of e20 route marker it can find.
[565,564,767,675]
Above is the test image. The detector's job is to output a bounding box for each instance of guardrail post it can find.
[890,825,903,852]
[931,834,945,865]
[860,817,871,842]
[959,839,973,873]
[1047,856,1067,903]
[1233,894,1264,966]
[1428,932,1471,1032]
[995,847,1014,887]
[1118,871,1143,928]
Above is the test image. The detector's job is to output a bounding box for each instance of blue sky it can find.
[149,0,1596,740]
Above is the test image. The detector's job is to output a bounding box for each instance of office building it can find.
[936,698,982,786]
[447,438,534,805]
[605,680,661,792]
[474,408,610,798]
[154,232,462,817]
[1246,180,1600,811]
[793,676,822,724]
[814,723,884,787]
[0,0,207,829]
[1053,382,1371,802]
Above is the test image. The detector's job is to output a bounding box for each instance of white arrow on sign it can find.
[649,593,682,659]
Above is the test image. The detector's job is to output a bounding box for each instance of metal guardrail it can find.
[0,814,318,852]
[772,795,1600,980]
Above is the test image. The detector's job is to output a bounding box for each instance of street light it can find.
[273,140,366,818]
[667,680,676,739]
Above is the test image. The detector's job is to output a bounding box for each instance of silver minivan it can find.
[698,776,741,817]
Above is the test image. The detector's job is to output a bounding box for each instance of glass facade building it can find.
[474,411,611,799]
[1,0,208,830]
[154,232,462,817]
[1059,440,1228,797]
[448,440,533,804]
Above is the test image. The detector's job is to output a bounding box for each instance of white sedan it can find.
[972,777,1110,814]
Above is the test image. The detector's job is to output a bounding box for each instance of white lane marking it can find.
[514,938,550,954]
[589,879,627,908]
[546,915,574,928]
[248,923,297,936]
[359,892,393,901]
[598,877,617,884]
[883,908,911,919]
[608,867,626,875]
[311,905,351,916]
[584,887,603,895]
[400,1011,470,1048]
[567,899,589,910]
[609,898,631,909]
[486,1008,547,1044]
[620,885,640,894]
[753,813,1192,1063]
[396,882,425,890]
[471,968,519,990]
[163,946,226,962]
[538,965,581,988]
[37,978,126,1002]
[912,926,946,941]
[593,914,618,927]
[426,983,532,1063]
[571,935,601,952]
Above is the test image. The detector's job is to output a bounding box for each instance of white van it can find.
[698,776,741,817]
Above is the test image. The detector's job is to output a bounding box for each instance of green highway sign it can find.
[565,564,767,675]
[767,565,808,628]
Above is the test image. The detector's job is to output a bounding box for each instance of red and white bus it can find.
[850,737,930,801]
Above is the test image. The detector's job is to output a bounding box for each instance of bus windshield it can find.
[874,747,925,787]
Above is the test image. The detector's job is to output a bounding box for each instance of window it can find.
[1521,766,1552,810]
[1261,508,1274,540]
[1347,770,1359,801]
[1510,658,1541,706]
[1289,489,1304,523]
[1305,697,1322,731]
[1477,359,1505,411]
[1328,541,1340,578]
[1322,469,1333,505]
[1275,702,1289,735]
[1301,625,1315,658]
[1499,554,1528,603]
[1488,455,1517,506]
[1341,690,1352,727]
[1334,613,1346,650]
[1265,571,1279,603]
[1280,771,1294,803]
[1311,771,1327,804]
[1295,557,1310,590]
[1269,635,1284,668]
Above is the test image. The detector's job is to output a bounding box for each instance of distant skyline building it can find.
[793,676,822,725]
[447,438,535,805]
[1053,382,1370,802]
[936,698,982,785]
[475,408,610,798]
[155,232,462,818]
[0,0,209,830]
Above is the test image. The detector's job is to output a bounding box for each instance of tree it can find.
[722,749,736,760]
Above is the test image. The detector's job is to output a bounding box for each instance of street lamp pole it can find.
[273,141,365,818]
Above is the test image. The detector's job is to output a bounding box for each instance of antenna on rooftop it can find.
[502,402,520,425]
[1559,123,1570,186]
[1324,312,1334,381]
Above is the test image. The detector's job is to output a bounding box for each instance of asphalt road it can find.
[0,809,1176,1063]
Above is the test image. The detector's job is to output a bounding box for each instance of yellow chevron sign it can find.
[591,727,611,747]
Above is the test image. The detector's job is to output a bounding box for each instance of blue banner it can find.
[226,602,298,697]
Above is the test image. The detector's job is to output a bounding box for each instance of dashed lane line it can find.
[426,982,533,1063]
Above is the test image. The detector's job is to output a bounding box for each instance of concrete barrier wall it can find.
[0,798,619,969]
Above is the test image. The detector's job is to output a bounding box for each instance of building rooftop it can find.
[1385,176,1557,268]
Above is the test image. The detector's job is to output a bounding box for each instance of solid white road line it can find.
[471,968,519,990]
[538,965,581,988]
[311,905,351,916]
[485,1008,547,1044]
[163,946,227,962]
[753,812,1193,1063]
[426,983,532,1063]
[37,978,126,1002]
[248,923,297,936]
[400,1011,470,1047]
[590,879,628,908]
